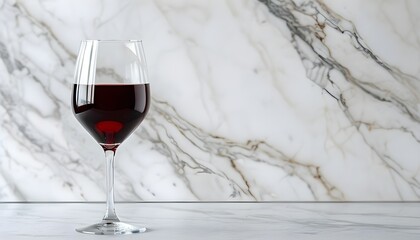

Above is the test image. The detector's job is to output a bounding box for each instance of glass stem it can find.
[102,148,120,223]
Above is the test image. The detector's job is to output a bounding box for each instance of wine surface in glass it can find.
[73,83,150,145]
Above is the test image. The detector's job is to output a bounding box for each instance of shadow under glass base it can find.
[76,221,146,235]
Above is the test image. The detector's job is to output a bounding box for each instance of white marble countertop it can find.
[1,202,420,239]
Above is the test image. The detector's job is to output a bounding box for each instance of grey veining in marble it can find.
[0,0,419,201]
[1,203,420,239]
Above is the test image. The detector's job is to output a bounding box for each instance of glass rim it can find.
[81,40,143,43]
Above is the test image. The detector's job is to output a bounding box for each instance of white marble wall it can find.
[0,0,419,201]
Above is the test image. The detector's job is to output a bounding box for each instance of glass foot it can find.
[76,221,146,235]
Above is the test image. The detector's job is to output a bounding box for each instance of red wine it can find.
[72,84,150,146]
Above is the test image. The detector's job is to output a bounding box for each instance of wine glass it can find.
[72,40,150,235]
